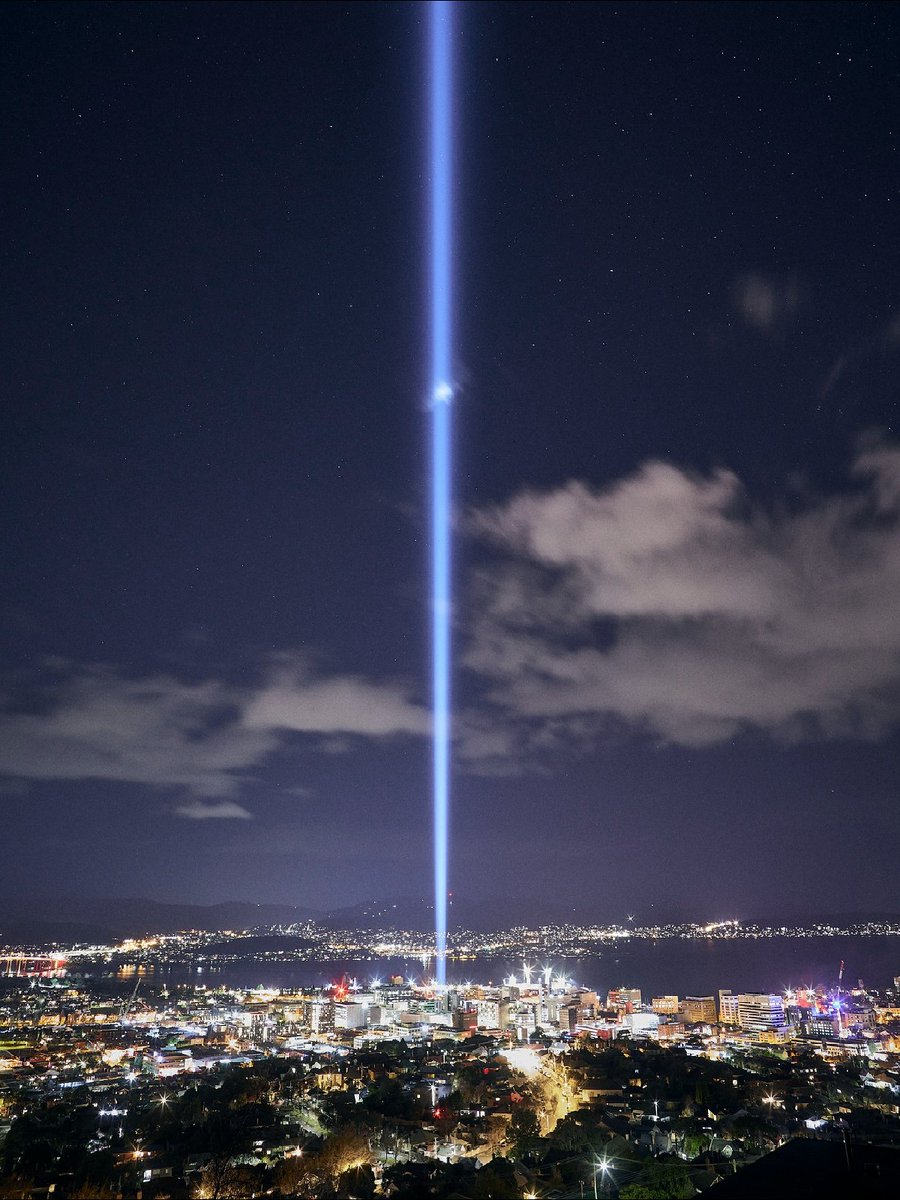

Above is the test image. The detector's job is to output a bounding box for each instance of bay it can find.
[84,935,900,998]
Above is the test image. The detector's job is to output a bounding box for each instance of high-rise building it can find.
[512,1006,537,1039]
[682,996,717,1025]
[607,987,641,1013]
[737,993,787,1033]
[651,996,680,1015]
[334,1001,368,1030]
[569,989,599,1018]
[803,1012,841,1039]
[719,990,740,1024]
[452,1008,477,1033]
[308,998,335,1034]
[474,998,510,1029]
[624,1011,660,1037]
[560,1002,581,1032]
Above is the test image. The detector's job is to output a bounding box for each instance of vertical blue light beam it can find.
[429,0,454,985]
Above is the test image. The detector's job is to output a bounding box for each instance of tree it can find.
[277,1154,317,1198]
[69,1183,120,1200]
[729,1113,778,1152]
[278,1127,373,1198]
[336,1163,376,1198]
[479,1115,508,1158]
[0,1179,33,1200]
[362,1078,418,1121]
[193,1159,255,1200]
[469,1157,521,1199]
[620,1160,693,1200]
[508,1106,541,1157]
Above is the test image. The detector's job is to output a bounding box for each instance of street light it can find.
[593,1155,613,1199]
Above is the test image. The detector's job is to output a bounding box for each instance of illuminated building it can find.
[334,1001,368,1030]
[803,1012,842,1039]
[737,993,787,1033]
[624,1011,660,1038]
[452,1008,477,1032]
[566,989,599,1018]
[651,995,680,1015]
[682,996,718,1025]
[512,1006,537,1040]
[474,998,510,1029]
[657,1020,686,1041]
[307,998,335,1034]
[607,987,641,1013]
[719,991,740,1024]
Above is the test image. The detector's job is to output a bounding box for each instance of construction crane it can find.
[120,976,141,1023]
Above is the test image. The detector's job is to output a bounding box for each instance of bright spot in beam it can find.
[433,380,453,404]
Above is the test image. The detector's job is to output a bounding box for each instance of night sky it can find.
[3,1,899,918]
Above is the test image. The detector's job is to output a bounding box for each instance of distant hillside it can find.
[0,896,319,942]
[4,894,897,949]
[747,911,900,927]
[0,893,597,942]
[320,894,598,932]
[203,934,320,956]
[0,919,116,947]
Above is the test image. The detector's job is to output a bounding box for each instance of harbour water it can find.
[77,935,900,998]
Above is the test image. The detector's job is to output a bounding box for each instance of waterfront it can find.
[64,935,900,1000]
[4,938,900,1198]
[5,926,900,1198]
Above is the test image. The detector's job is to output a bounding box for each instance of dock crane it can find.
[119,976,141,1023]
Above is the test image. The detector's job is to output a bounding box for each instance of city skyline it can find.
[4,937,898,1198]
[3,2,900,914]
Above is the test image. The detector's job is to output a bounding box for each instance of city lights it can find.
[2,925,899,1195]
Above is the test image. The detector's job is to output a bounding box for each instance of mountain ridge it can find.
[2,894,898,946]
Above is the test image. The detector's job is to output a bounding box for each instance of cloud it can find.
[0,668,271,797]
[0,656,428,798]
[242,663,429,736]
[732,272,802,332]
[175,799,252,820]
[464,436,900,760]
